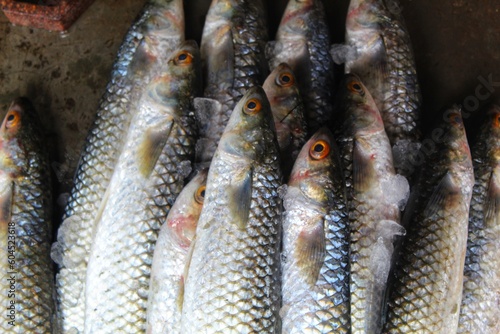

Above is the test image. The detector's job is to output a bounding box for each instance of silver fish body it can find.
[146,168,207,334]
[280,127,350,333]
[181,87,282,333]
[269,0,335,134]
[52,1,185,332]
[195,0,268,164]
[458,105,500,334]
[84,41,200,334]
[384,107,474,333]
[345,0,421,178]
[263,63,307,178]
[0,98,54,333]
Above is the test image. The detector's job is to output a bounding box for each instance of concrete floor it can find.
[0,0,499,223]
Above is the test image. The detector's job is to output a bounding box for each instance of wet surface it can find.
[0,0,499,222]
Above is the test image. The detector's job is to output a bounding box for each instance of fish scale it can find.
[181,87,282,333]
[458,105,500,334]
[84,41,199,333]
[51,1,185,332]
[384,107,474,333]
[0,98,54,333]
[280,128,350,333]
[196,0,268,164]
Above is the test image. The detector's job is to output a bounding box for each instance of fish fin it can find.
[90,184,112,242]
[375,34,390,81]
[178,235,197,312]
[295,219,326,286]
[228,166,253,230]
[203,25,234,90]
[138,120,173,178]
[484,170,500,224]
[0,177,13,239]
[423,173,459,218]
[353,140,374,192]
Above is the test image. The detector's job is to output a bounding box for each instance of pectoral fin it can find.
[138,120,173,178]
[228,167,253,230]
[423,173,459,218]
[0,175,13,242]
[295,220,326,286]
[353,140,374,192]
[484,169,500,225]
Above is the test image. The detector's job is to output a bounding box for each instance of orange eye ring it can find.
[309,139,330,160]
[194,185,206,204]
[348,81,364,94]
[244,98,262,115]
[277,72,294,87]
[4,110,20,130]
[175,51,193,65]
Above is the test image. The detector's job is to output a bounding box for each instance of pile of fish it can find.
[1,0,498,333]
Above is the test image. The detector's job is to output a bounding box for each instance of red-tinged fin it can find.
[484,169,500,225]
[295,219,326,286]
[229,166,253,230]
[423,173,459,218]
[353,139,374,192]
[138,120,173,178]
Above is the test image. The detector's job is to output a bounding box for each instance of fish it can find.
[280,127,350,333]
[146,168,208,334]
[384,106,474,333]
[194,0,268,165]
[343,0,421,178]
[268,0,335,134]
[263,63,307,179]
[50,1,185,332]
[84,41,200,333]
[457,105,500,334]
[181,86,283,333]
[346,73,408,334]
[0,98,54,332]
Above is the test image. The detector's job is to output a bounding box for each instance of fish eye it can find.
[4,111,20,129]
[348,81,364,95]
[175,51,193,65]
[195,185,206,204]
[277,72,294,87]
[309,139,330,160]
[244,98,262,115]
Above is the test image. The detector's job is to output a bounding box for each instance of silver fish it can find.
[458,105,500,334]
[181,87,282,333]
[146,168,207,334]
[268,0,335,134]
[0,98,54,333]
[280,127,350,333]
[51,1,185,332]
[84,41,200,333]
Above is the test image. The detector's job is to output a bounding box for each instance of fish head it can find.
[263,63,305,144]
[166,168,208,249]
[289,127,337,205]
[340,73,384,136]
[219,86,275,163]
[0,98,41,177]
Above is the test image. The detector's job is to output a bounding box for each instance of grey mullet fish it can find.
[342,0,421,178]
[263,63,307,178]
[51,1,185,332]
[84,41,200,333]
[195,0,268,165]
[146,168,208,334]
[458,105,500,334]
[181,87,282,333]
[0,98,54,333]
[344,74,408,334]
[268,0,335,134]
[384,106,474,333]
[280,127,350,333]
